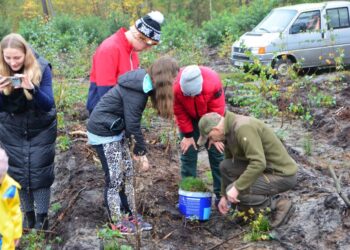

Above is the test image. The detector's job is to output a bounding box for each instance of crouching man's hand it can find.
[218,196,230,215]
[226,183,240,204]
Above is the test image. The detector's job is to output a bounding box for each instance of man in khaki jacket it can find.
[197,111,298,228]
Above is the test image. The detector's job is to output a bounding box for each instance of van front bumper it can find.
[231,53,274,67]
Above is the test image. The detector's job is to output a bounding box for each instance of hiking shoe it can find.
[111,221,136,235]
[128,214,153,231]
[270,198,294,228]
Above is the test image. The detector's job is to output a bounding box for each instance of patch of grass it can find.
[51,202,62,213]
[57,112,65,130]
[20,230,46,250]
[275,129,288,141]
[57,135,71,151]
[180,177,209,192]
[204,171,213,186]
[220,69,247,85]
[141,104,157,130]
[303,133,313,156]
[97,224,132,250]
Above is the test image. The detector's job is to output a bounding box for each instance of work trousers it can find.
[220,158,297,209]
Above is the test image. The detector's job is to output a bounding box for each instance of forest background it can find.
[1,0,327,79]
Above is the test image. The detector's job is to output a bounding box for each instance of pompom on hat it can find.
[135,11,164,44]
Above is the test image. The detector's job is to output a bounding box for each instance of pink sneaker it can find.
[128,214,153,231]
[110,221,136,235]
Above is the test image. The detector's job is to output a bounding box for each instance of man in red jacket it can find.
[86,11,164,114]
[174,65,226,205]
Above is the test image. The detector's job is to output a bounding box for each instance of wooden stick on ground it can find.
[51,187,87,230]
[328,166,350,208]
[206,230,246,250]
[69,130,87,137]
[23,228,57,235]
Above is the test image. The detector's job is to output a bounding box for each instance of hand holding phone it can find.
[0,76,11,90]
[9,76,22,87]
[0,76,22,87]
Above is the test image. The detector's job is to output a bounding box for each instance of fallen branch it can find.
[23,228,57,235]
[72,138,88,143]
[161,230,176,240]
[206,230,246,250]
[69,130,87,137]
[51,187,87,230]
[328,166,350,208]
[235,243,254,250]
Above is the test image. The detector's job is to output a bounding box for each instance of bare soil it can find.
[44,70,350,250]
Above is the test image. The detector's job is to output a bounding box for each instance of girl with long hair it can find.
[0,33,56,230]
[87,56,178,234]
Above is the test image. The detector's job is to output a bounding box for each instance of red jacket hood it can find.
[173,66,225,136]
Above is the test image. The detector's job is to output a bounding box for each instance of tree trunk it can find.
[41,0,49,17]
[209,0,212,20]
[47,0,55,17]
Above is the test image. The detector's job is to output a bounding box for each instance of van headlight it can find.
[251,47,266,55]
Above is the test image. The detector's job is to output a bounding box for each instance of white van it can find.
[231,1,350,75]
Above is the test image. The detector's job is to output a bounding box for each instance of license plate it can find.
[234,61,244,67]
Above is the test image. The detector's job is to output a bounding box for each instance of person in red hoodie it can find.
[86,11,164,114]
[86,11,164,216]
[173,65,225,205]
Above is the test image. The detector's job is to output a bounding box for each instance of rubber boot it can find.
[25,211,36,228]
[35,213,49,230]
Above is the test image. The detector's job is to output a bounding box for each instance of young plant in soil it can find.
[97,224,132,250]
[230,207,272,242]
[179,177,210,192]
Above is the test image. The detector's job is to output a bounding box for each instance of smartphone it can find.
[9,76,22,87]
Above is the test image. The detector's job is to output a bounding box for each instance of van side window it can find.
[290,11,321,34]
[326,7,350,29]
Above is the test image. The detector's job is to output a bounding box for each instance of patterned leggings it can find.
[101,139,135,223]
[19,187,51,214]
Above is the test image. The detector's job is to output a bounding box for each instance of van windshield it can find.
[253,9,297,33]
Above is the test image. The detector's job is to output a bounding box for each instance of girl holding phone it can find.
[0,33,57,230]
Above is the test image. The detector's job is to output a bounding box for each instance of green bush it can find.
[200,11,237,47]
[18,16,96,78]
[52,15,78,36]
[233,0,278,35]
[79,16,111,44]
[180,177,209,192]
[140,14,207,67]
[0,17,12,40]
[161,15,195,49]
[200,0,279,47]
[107,12,132,36]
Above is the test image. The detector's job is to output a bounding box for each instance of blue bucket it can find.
[178,189,212,220]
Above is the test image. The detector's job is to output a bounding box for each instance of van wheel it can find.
[273,58,293,77]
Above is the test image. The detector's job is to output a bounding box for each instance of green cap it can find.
[197,112,222,146]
